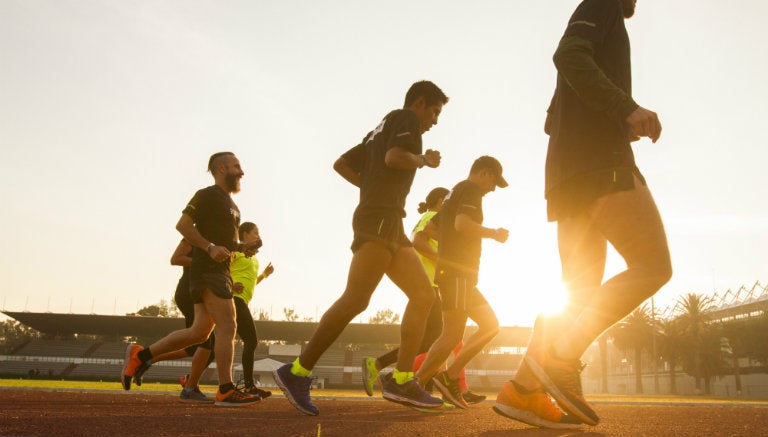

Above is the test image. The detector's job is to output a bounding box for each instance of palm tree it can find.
[674,293,715,394]
[657,317,686,394]
[609,304,655,394]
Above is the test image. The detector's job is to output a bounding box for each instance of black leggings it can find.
[234,297,258,385]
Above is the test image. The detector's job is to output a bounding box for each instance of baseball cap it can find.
[472,155,508,188]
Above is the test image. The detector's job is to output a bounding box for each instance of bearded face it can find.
[225,171,241,193]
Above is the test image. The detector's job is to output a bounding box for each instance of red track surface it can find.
[0,389,766,437]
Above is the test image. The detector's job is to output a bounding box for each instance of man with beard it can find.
[121,152,261,407]
[493,0,671,429]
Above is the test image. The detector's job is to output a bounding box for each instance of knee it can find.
[336,292,371,317]
[479,320,500,341]
[216,318,237,338]
[411,286,436,311]
[645,257,673,296]
[189,330,211,345]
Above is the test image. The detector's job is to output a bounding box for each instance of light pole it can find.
[651,296,659,394]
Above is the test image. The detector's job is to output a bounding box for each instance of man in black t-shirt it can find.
[494,0,672,429]
[121,152,261,407]
[275,81,449,416]
[414,156,509,409]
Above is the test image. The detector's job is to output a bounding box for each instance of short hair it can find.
[417,187,450,214]
[207,151,235,173]
[239,221,257,240]
[403,81,449,108]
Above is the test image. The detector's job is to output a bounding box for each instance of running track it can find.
[0,389,766,436]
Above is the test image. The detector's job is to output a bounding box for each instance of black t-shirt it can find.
[434,180,484,282]
[181,185,241,276]
[349,109,422,218]
[545,0,638,218]
[341,142,365,173]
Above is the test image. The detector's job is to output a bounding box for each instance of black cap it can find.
[472,155,508,188]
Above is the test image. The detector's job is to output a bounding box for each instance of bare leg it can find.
[150,349,189,364]
[446,304,499,379]
[298,242,389,370]
[185,346,212,389]
[386,247,437,372]
[416,309,467,384]
[554,178,672,360]
[147,303,214,357]
[202,290,237,386]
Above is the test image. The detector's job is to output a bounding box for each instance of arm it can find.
[554,36,660,142]
[176,213,230,262]
[170,240,192,267]
[553,36,638,119]
[413,225,438,262]
[333,156,361,187]
[256,262,274,285]
[384,147,440,170]
[454,214,508,243]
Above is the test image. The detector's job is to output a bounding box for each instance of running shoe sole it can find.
[493,403,581,430]
[214,399,259,407]
[382,395,445,413]
[214,392,259,407]
[273,369,319,416]
[524,355,598,426]
[382,390,444,409]
[361,357,375,397]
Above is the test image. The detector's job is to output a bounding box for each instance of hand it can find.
[626,106,662,143]
[208,245,231,263]
[232,282,244,293]
[263,262,274,277]
[423,149,441,168]
[494,228,509,243]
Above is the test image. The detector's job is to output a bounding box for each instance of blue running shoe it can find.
[274,363,319,416]
[179,387,215,404]
[381,372,443,410]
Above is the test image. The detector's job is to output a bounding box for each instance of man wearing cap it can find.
[414,155,509,408]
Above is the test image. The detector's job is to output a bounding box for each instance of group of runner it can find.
[121,0,672,430]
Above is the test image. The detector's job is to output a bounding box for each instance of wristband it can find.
[206,242,216,253]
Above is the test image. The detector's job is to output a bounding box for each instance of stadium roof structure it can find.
[656,281,767,322]
[2,311,532,347]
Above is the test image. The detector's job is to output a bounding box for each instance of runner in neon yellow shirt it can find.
[231,222,274,397]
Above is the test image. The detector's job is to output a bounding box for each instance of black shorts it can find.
[435,271,488,312]
[350,213,412,255]
[189,272,233,303]
[173,273,194,326]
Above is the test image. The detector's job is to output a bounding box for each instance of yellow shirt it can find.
[412,210,438,286]
[230,252,259,304]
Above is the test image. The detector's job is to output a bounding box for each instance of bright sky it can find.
[1,0,766,328]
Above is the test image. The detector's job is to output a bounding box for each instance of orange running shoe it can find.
[214,387,259,407]
[493,381,581,430]
[120,344,144,391]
